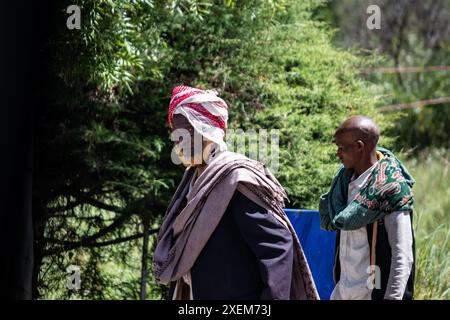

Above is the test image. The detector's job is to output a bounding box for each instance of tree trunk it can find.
[0,1,55,299]
[31,203,47,299]
[139,219,150,300]
[0,1,37,300]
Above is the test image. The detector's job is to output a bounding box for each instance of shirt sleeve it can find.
[383,210,414,300]
[228,191,294,300]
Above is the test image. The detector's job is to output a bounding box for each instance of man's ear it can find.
[356,139,365,151]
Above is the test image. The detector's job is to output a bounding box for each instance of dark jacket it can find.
[169,190,294,300]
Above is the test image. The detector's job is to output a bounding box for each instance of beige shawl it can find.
[153,151,319,300]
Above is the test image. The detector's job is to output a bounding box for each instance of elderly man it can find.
[320,115,415,300]
[153,85,318,300]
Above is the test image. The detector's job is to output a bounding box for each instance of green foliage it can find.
[36,0,296,299]
[219,3,393,208]
[403,150,450,299]
[36,0,394,299]
[322,0,450,151]
[380,40,450,150]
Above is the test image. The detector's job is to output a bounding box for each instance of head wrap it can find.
[168,85,229,151]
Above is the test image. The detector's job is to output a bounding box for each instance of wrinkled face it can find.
[171,114,212,167]
[334,131,362,170]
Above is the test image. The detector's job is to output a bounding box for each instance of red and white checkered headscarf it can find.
[168,85,229,151]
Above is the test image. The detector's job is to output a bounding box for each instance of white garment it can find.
[331,161,377,300]
[384,211,414,299]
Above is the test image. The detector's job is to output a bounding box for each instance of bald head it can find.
[335,116,380,150]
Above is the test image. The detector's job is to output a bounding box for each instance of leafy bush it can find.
[35,0,394,298]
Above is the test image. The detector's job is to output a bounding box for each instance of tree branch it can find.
[42,213,133,256]
[81,196,124,214]
[43,229,158,255]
